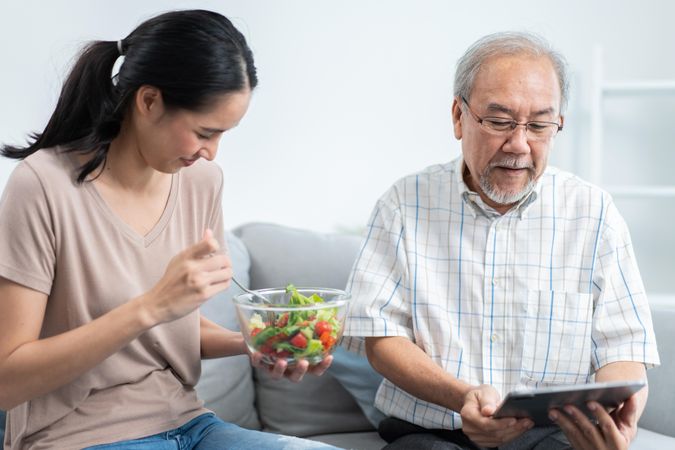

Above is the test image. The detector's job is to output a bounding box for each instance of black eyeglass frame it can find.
[460,96,563,140]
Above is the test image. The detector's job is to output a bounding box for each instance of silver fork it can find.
[231,277,277,323]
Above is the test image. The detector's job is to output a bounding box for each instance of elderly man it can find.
[343,32,659,450]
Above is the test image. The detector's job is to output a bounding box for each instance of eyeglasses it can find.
[461,96,562,142]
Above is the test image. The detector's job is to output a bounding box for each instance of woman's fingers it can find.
[198,253,231,271]
[249,355,333,384]
[201,266,232,285]
[183,230,220,259]
[285,360,310,383]
[203,279,232,299]
[307,354,332,376]
[269,358,289,379]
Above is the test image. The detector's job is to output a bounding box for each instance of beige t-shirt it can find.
[0,149,226,449]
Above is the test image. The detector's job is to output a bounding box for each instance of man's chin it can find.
[482,182,534,206]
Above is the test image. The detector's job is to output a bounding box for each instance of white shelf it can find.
[606,185,675,198]
[602,80,675,96]
[590,46,675,189]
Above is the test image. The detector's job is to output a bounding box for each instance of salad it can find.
[248,284,340,362]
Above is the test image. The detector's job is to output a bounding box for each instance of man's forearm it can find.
[595,361,649,418]
[365,336,474,412]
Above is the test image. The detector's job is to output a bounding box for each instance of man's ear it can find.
[451,97,463,140]
[134,85,164,119]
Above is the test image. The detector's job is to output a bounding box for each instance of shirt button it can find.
[492,279,499,286]
[491,334,498,342]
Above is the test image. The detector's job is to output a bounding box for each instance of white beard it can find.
[480,175,535,205]
[478,156,536,205]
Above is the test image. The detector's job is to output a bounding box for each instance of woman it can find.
[0,10,336,450]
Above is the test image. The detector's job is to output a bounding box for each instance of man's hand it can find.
[460,384,533,447]
[250,353,333,383]
[550,394,639,450]
[550,361,648,449]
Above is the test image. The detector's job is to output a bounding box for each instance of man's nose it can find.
[502,125,531,154]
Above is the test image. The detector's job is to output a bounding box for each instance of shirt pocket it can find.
[520,290,593,386]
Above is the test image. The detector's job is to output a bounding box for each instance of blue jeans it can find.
[85,413,341,450]
[0,409,5,444]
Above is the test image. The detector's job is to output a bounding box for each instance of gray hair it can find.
[453,31,569,113]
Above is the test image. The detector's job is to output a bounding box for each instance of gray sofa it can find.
[210,222,675,450]
[1,222,672,450]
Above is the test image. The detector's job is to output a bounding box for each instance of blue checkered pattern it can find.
[343,157,660,431]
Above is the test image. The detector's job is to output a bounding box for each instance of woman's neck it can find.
[95,127,170,195]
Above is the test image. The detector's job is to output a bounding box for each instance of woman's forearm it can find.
[199,315,247,359]
[0,283,155,410]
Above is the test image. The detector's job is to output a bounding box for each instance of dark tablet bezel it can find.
[492,380,647,426]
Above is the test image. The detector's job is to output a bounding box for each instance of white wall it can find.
[1,1,674,292]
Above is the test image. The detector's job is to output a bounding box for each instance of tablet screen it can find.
[492,380,646,426]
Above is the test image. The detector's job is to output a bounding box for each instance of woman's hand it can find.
[460,384,533,447]
[199,317,333,382]
[140,229,232,326]
[249,352,333,383]
[549,394,639,450]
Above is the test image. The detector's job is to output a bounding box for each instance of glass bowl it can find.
[233,286,351,365]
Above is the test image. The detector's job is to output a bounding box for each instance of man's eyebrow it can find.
[484,103,556,117]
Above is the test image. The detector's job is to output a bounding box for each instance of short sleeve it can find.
[590,198,660,371]
[207,165,226,253]
[343,188,413,354]
[0,162,56,294]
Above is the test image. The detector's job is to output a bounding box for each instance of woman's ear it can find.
[134,85,164,120]
[451,97,463,140]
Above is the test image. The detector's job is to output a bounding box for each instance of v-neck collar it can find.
[67,151,179,248]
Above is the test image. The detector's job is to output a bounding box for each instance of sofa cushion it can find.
[329,347,386,427]
[233,222,362,290]
[233,222,383,435]
[254,369,375,436]
[638,304,675,437]
[196,231,260,430]
[309,431,387,450]
[632,428,675,449]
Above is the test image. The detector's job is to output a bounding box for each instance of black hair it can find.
[1,9,257,182]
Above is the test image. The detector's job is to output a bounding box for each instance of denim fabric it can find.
[84,413,341,450]
[0,409,5,444]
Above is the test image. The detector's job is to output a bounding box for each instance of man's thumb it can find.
[477,388,498,416]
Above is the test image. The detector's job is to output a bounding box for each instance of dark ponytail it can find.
[1,10,258,183]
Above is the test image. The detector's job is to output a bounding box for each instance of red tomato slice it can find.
[289,333,308,349]
[315,321,332,336]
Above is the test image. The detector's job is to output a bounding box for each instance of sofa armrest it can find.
[638,304,675,437]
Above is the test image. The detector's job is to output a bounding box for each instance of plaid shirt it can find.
[343,157,660,430]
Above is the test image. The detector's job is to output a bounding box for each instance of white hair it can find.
[454,31,569,112]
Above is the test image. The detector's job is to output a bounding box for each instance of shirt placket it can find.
[482,215,507,391]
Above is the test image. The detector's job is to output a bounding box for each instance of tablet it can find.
[492,379,647,426]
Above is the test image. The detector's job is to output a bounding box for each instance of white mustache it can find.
[487,157,534,171]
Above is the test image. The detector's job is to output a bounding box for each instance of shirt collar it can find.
[453,156,541,219]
